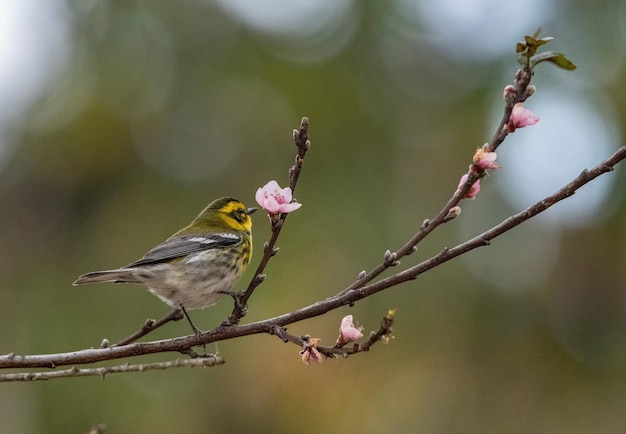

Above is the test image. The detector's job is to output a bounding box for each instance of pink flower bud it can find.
[337,315,363,346]
[458,174,480,199]
[507,103,539,132]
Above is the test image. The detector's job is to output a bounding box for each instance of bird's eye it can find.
[235,208,247,222]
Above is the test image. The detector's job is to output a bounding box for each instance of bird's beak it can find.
[247,207,258,215]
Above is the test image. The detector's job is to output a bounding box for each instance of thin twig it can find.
[346,146,626,296]
[224,117,310,325]
[489,67,533,151]
[0,356,224,382]
[325,309,397,357]
[112,308,185,347]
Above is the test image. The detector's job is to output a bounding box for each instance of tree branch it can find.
[0,356,224,382]
[339,57,535,297]
[2,144,624,376]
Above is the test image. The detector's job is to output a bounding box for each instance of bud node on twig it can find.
[384,250,400,266]
[444,206,462,222]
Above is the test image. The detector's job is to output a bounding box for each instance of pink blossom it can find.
[337,315,363,346]
[473,148,501,171]
[458,174,480,199]
[255,180,302,216]
[508,103,539,131]
[300,338,323,365]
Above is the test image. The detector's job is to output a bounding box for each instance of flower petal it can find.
[255,180,302,215]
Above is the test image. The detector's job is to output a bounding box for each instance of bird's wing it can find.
[127,233,241,267]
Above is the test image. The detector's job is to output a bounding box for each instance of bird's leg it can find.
[179,304,202,339]
[178,304,208,353]
[112,307,185,347]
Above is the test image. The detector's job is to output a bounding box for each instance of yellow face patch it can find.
[220,201,254,232]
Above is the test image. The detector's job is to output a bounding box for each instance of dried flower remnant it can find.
[473,148,501,171]
[300,337,323,365]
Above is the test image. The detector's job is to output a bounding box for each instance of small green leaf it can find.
[549,53,577,70]
[532,27,542,39]
[516,42,526,53]
[535,36,554,47]
[530,51,577,70]
[524,35,537,45]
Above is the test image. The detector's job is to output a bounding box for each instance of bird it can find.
[73,197,257,335]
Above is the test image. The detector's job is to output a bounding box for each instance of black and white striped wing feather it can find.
[127,233,241,267]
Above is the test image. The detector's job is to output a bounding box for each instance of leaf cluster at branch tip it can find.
[516,28,576,71]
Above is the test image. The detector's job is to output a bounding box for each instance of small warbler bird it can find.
[74,197,257,332]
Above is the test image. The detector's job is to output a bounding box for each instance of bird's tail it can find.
[73,269,139,286]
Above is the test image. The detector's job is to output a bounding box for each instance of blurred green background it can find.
[2,1,626,433]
